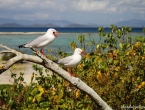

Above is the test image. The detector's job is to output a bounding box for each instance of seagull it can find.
[18,28,59,55]
[55,48,85,76]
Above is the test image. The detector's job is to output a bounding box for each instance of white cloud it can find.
[70,0,145,14]
[0,0,20,10]
[0,0,56,10]
[70,0,129,14]
[107,7,117,12]
[71,0,109,11]
[108,0,145,14]
[0,0,144,24]
[0,0,19,6]
[1,0,144,14]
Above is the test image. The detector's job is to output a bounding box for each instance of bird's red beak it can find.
[81,51,85,55]
[53,31,60,38]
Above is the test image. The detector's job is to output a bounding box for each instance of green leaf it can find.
[33,64,38,71]
[36,95,42,103]
[26,96,33,104]
[58,89,64,101]
[38,68,43,75]
[77,101,84,108]
[98,27,104,32]
[108,58,113,64]
[8,98,14,107]
[96,44,101,49]
[39,102,50,108]
[20,72,24,76]
[30,88,39,96]
[113,60,119,65]
[119,43,123,49]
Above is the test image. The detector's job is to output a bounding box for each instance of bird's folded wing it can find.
[57,56,74,65]
[25,35,48,48]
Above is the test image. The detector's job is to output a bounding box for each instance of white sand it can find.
[0,61,52,85]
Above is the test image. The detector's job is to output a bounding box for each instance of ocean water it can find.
[0,33,100,55]
[0,27,144,55]
[0,27,143,33]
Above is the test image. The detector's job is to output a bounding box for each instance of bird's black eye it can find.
[53,32,55,34]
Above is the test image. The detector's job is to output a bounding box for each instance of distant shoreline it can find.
[0,27,143,34]
[0,32,143,35]
[0,32,98,35]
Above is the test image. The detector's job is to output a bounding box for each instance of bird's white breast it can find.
[64,54,82,67]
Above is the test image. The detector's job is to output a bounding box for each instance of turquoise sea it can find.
[0,33,100,54]
[0,27,144,55]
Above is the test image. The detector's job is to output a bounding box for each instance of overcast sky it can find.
[0,0,145,25]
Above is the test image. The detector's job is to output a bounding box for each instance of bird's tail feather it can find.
[18,44,26,48]
[53,60,58,63]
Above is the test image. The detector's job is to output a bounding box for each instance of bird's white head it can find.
[47,28,59,37]
[74,48,85,55]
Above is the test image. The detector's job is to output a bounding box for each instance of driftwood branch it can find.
[0,44,112,110]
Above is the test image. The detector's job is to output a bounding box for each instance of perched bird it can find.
[55,48,85,76]
[18,28,59,55]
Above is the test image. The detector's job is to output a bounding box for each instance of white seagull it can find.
[55,48,85,76]
[18,28,59,54]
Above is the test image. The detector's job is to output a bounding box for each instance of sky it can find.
[0,0,145,25]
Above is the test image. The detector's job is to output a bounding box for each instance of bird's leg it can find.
[31,48,39,55]
[40,49,44,55]
[66,68,74,76]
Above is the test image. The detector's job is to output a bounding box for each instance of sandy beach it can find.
[0,61,52,85]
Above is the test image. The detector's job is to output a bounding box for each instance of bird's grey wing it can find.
[25,35,48,48]
[57,56,74,65]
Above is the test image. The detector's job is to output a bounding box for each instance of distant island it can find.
[0,18,145,27]
[0,23,99,28]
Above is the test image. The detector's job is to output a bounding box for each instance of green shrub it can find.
[0,25,145,109]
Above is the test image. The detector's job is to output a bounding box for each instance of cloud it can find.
[109,0,145,14]
[71,0,109,11]
[0,0,144,24]
[0,0,58,20]
[0,0,55,11]
[71,0,145,15]
[0,0,144,14]
[0,0,19,6]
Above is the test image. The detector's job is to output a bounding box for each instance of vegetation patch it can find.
[0,25,145,109]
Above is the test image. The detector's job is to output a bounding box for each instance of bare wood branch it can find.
[0,44,112,110]
[0,50,14,54]
[0,44,42,73]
